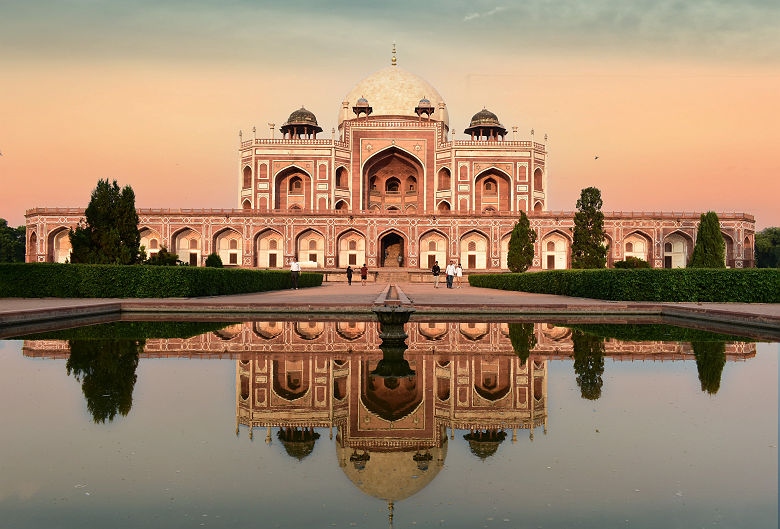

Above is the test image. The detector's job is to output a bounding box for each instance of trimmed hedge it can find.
[0,263,322,298]
[564,324,753,342]
[468,268,780,303]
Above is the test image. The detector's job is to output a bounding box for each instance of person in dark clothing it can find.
[346,265,353,285]
[360,264,368,286]
[431,261,440,288]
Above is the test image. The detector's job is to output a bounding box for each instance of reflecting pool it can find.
[0,320,776,528]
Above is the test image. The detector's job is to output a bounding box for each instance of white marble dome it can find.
[339,66,449,129]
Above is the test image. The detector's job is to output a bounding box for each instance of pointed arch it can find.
[622,229,653,264]
[721,231,735,267]
[474,167,512,213]
[274,165,312,211]
[663,230,693,268]
[437,200,451,213]
[296,228,325,266]
[377,228,408,268]
[242,165,252,189]
[47,226,72,263]
[254,227,284,268]
[27,230,38,262]
[361,146,425,212]
[419,229,448,269]
[336,228,366,267]
[213,227,243,266]
[541,230,571,270]
[460,229,490,270]
[139,227,162,258]
[171,227,202,266]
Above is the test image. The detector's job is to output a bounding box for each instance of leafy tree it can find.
[0,219,26,262]
[571,187,608,269]
[205,253,223,267]
[571,330,605,400]
[755,227,780,268]
[613,256,651,269]
[508,322,537,364]
[69,179,141,264]
[66,339,142,423]
[691,341,727,395]
[688,211,725,268]
[145,246,179,266]
[507,211,537,272]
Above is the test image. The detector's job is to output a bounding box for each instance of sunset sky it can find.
[1,0,778,228]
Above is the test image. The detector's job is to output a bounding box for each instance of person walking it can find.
[431,260,440,288]
[346,265,353,286]
[455,262,463,288]
[360,263,368,286]
[290,256,300,290]
[445,260,455,289]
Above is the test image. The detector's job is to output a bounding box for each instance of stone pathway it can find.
[1,281,778,339]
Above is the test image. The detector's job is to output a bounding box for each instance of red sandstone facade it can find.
[25,62,755,270]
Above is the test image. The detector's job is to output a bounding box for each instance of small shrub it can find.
[613,256,651,269]
[145,247,179,266]
[205,253,223,268]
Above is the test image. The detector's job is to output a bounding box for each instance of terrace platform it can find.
[1,282,779,340]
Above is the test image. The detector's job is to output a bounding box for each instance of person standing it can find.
[360,263,368,286]
[445,260,455,289]
[290,256,301,290]
[455,262,463,288]
[431,260,440,288]
[346,265,353,286]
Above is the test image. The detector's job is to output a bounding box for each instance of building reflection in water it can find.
[22,320,755,522]
[236,335,546,520]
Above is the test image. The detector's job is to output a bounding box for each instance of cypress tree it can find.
[571,187,608,269]
[69,179,141,264]
[507,211,537,272]
[688,211,726,268]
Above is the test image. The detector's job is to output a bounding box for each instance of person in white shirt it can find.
[455,263,463,288]
[290,257,301,289]
[445,261,455,289]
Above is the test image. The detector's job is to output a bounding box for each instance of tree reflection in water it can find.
[508,322,537,364]
[571,330,605,400]
[691,341,727,395]
[66,339,142,423]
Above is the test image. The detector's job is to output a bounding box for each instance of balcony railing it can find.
[23,207,755,222]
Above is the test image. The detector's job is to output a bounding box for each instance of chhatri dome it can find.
[339,65,449,129]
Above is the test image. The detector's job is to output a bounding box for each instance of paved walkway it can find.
[1,282,778,339]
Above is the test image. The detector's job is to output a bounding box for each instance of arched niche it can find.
[274,166,311,211]
[663,232,692,268]
[214,228,242,266]
[172,228,202,266]
[419,230,447,269]
[460,230,489,270]
[254,229,283,268]
[541,231,570,270]
[337,229,366,268]
[139,228,162,258]
[475,168,511,213]
[296,229,325,267]
[623,231,652,263]
[362,147,424,212]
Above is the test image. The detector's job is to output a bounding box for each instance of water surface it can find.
[0,320,776,528]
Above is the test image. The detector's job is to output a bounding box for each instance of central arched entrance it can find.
[379,232,405,267]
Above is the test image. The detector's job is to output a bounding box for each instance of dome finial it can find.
[391,42,397,66]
